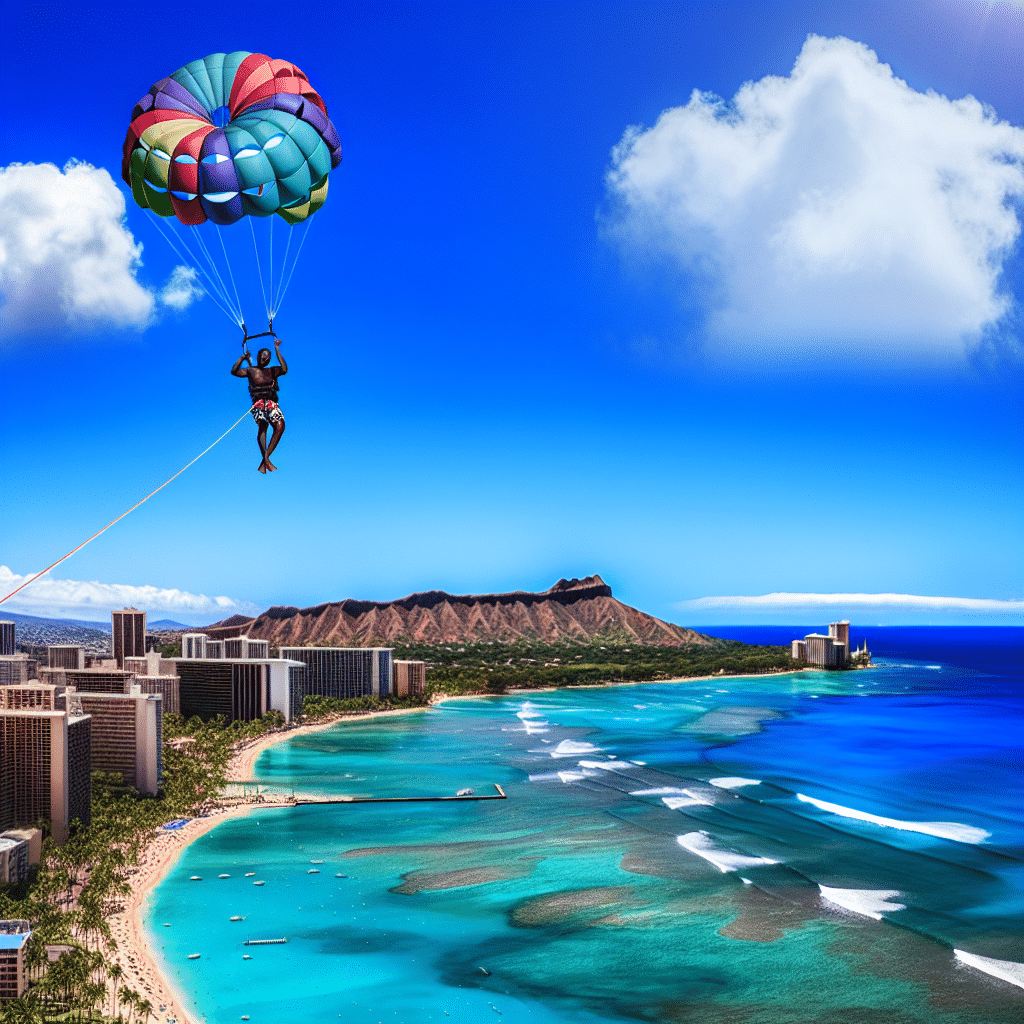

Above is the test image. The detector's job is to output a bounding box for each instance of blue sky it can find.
[1,1,1022,626]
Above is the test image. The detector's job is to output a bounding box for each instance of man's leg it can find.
[256,422,270,473]
[263,417,286,472]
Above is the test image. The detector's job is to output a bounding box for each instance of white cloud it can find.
[0,160,201,336]
[159,265,203,311]
[676,592,1024,617]
[605,35,1024,363]
[0,565,257,622]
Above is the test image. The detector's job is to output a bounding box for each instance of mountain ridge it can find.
[201,575,710,647]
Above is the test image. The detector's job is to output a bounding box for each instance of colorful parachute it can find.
[122,52,342,227]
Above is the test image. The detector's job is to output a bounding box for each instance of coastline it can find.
[114,673,845,1022]
[111,706,429,1024]
[430,666,817,704]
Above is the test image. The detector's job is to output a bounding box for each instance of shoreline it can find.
[430,665,820,704]
[114,671,848,1021]
[111,706,429,1024]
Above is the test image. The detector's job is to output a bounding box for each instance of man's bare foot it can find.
[258,461,268,474]
[266,460,278,472]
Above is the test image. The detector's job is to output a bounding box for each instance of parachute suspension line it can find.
[216,224,245,327]
[145,212,237,325]
[0,405,256,609]
[187,224,244,326]
[187,224,240,325]
[159,215,236,318]
[249,218,271,323]
[268,215,275,320]
[271,224,292,318]
[273,218,314,319]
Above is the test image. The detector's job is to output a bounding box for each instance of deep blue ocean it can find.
[148,626,1023,1024]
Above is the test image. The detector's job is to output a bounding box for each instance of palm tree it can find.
[108,961,124,1018]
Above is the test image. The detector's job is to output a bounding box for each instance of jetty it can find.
[223,783,507,807]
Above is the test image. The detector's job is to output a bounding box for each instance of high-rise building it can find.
[279,647,393,715]
[39,667,135,694]
[790,639,807,661]
[48,645,84,670]
[180,633,208,659]
[76,689,162,794]
[0,683,65,711]
[112,609,147,669]
[828,621,850,666]
[0,920,31,1001]
[205,639,225,659]
[224,637,270,659]
[393,660,426,696]
[803,633,841,667]
[175,658,304,723]
[0,622,14,658]
[0,657,31,688]
[0,696,91,845]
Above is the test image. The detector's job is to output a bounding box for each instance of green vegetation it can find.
[299,693,428,717]
[390,635,796,696]
[0,710,289,1021]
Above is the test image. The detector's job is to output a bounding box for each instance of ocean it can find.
[147,626,1023,1024]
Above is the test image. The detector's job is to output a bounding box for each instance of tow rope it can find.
[0,406,255,607]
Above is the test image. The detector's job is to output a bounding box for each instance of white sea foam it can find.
[796,793,990,844]
[954,950,1024,990]
[557,770,595,784]
[710,777,762,789]
[630,786,690,796]
[632,760,646,766]
[578,759,634,773]
[926,665,942,670]
[549,740,603,758]
[676,832,779,873]
[517,707,545,720]
[663,792,715,809]
[819,885,905,920]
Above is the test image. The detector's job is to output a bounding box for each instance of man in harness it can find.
[231,337,288,473]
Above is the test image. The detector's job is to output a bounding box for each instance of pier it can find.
[294,783,507,805]
[222,783,507,807]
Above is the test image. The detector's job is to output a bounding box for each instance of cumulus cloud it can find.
[159,265,203,311]
[0,160,201,336]
[605,35,1024,363]
[0,565,257,622]
[676,592,1024,618]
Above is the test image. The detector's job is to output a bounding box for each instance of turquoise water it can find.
[148,633,1022,1024]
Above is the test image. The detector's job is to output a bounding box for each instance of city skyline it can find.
[2,1,1022,628]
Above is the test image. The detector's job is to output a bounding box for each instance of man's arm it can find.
[274,338,288,376]
[231,353,250,377]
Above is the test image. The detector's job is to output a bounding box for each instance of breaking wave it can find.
[796,793,990,844]
[709,777,761,789]
[953,950,1024,990]
[676,832,779,873]
[818,885,906,920]
[549,740,603,758]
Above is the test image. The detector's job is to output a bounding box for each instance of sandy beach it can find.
[108,706,430,1024]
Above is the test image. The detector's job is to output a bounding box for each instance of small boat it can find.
[242,954,253,960]
[245,872,255,877]
[189,876,202,881]
[163,923,170,927]
[307,868,320,874]
[187,953,201,960]
[230,916,245,922]
[241,1017,250,1021]
[253,880,265,886]
[310,859,324,864]
[335,873,347,878]
[219,873,230,879]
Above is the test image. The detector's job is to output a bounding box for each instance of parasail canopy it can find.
[122,51,342,227]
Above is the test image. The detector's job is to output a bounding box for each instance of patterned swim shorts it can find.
[251,399,284,425]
